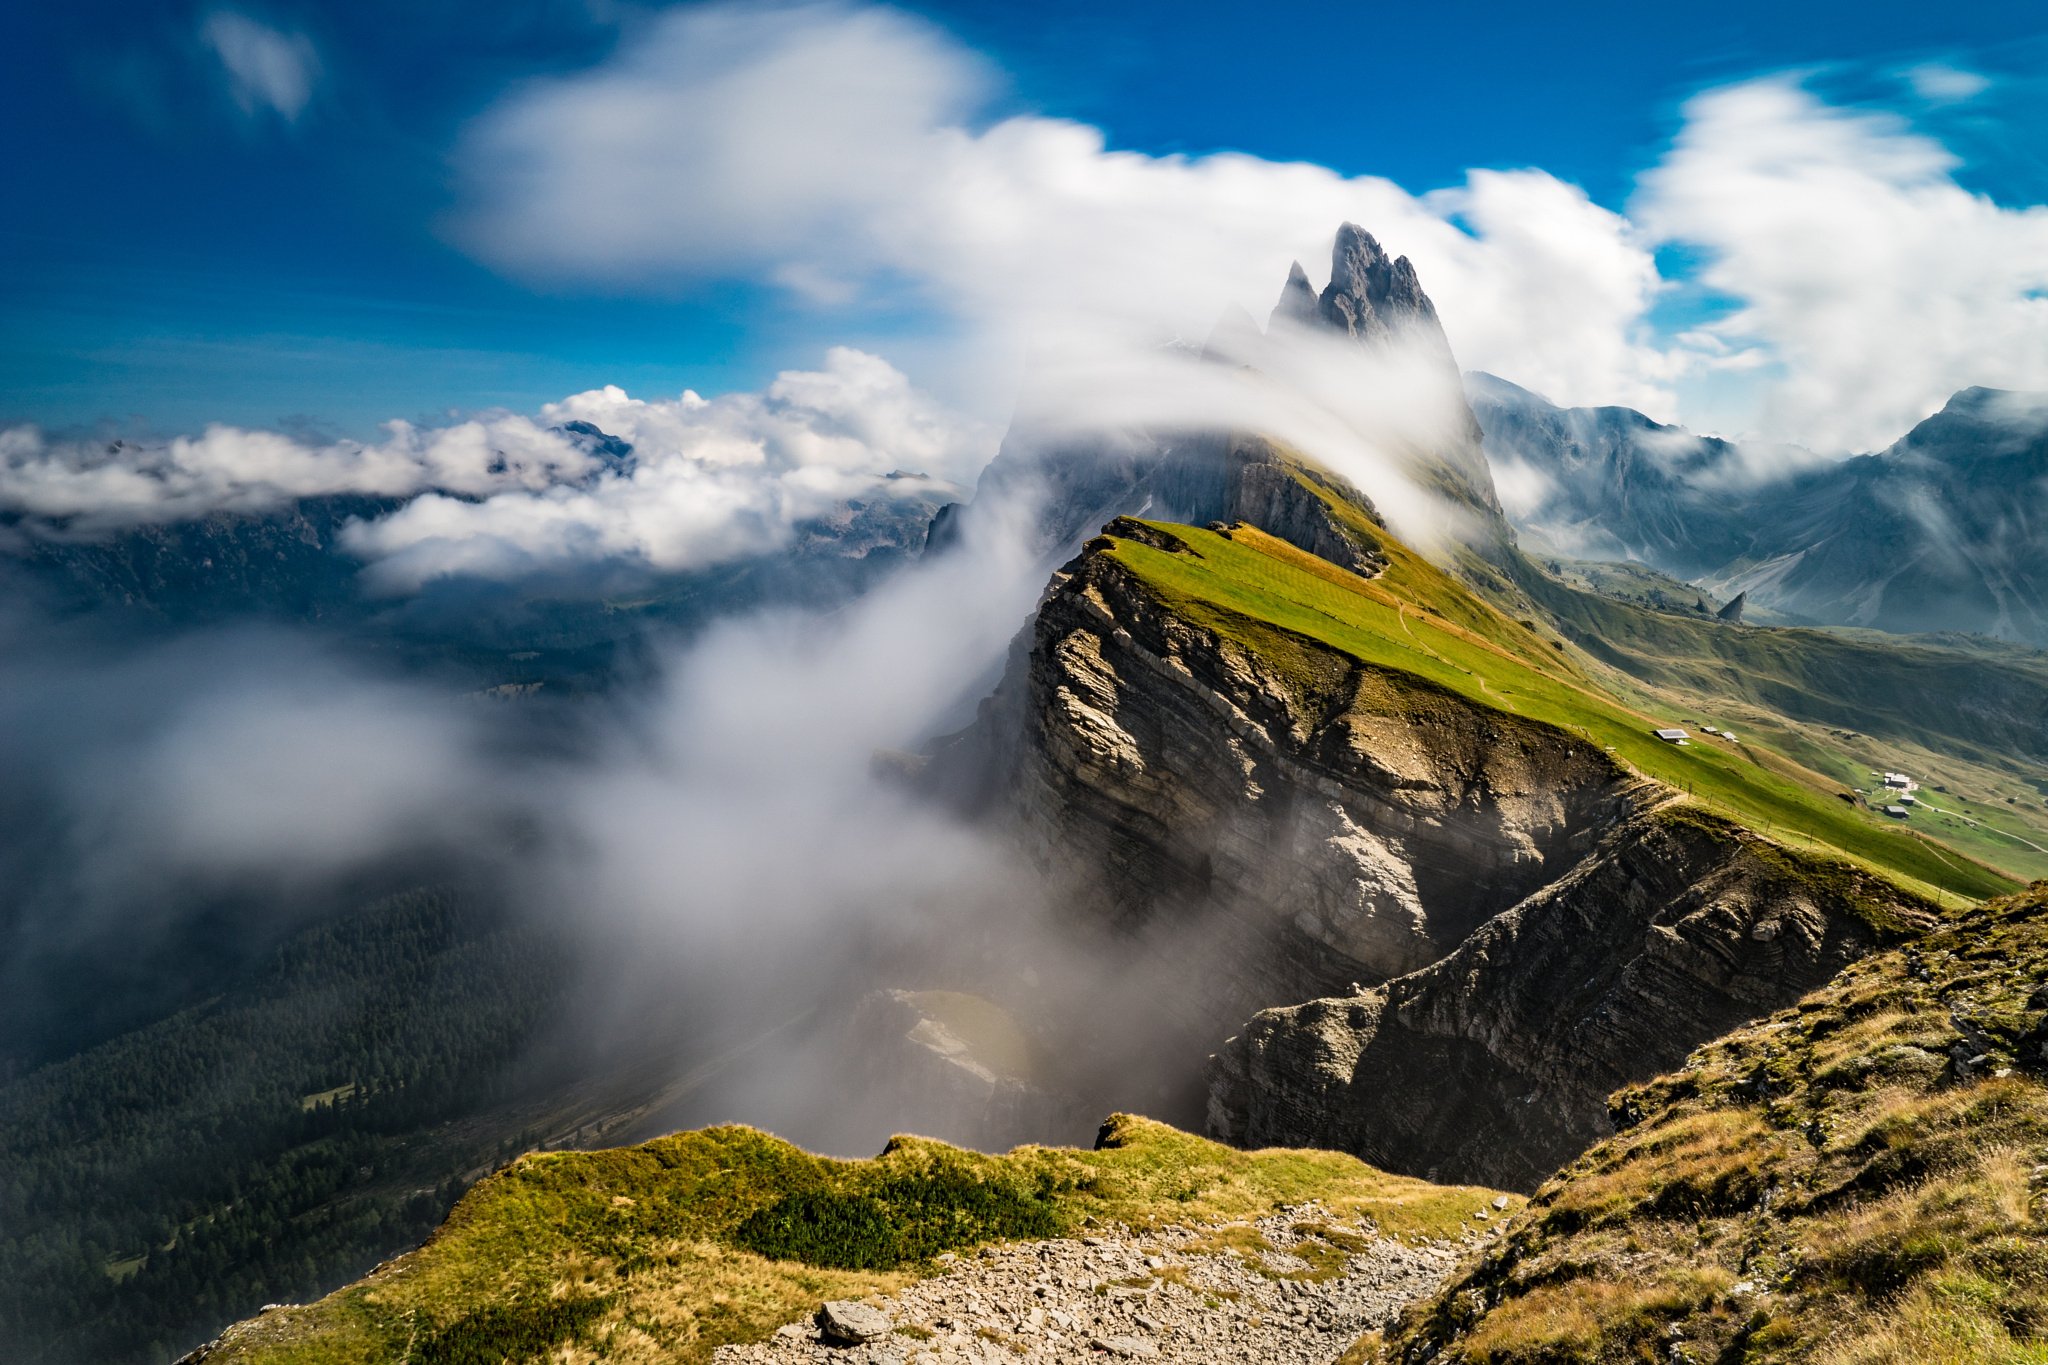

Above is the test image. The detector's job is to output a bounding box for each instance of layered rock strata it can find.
[931,523,1639,1036]
[1206,809,1936,1190]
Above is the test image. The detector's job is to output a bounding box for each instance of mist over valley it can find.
[6,5,2048,1364]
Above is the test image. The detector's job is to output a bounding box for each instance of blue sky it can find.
[3,0,2046,440]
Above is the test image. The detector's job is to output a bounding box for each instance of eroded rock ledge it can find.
[928,525,1641,1057]
[1206,808,1936,1190]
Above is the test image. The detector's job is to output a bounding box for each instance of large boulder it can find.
[816,1299,893,1344]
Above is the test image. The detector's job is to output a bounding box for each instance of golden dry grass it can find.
[1381,882,2048,1364]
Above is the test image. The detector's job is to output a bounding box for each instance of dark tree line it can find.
[0,888,573,1364]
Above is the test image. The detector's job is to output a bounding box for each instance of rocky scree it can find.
[714,1203,1467,1365]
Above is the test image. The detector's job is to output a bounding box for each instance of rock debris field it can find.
[714,1204,1476,1364]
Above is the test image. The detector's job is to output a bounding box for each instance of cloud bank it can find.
[452,1,2048,455]
[17,0,2048,569]
[1635,77,2048,452]
[1,349,988,587]
[453,1,1674,419]
[0,488,1064,1153]
[344,347,984,588]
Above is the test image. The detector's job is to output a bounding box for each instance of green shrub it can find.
[733,1168,1064,1269]
[413,1294,610,1365]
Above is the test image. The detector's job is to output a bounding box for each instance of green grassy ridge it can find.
[196,1116,1510,1365]
[1379,881,2048,1365]
[1099,518,2014,901]
[1485,580,2048,885]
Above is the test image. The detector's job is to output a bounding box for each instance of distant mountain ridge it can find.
[2,427,953,691]
[1472,375,2048,645]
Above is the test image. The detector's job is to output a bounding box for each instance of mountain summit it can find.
[1317,223,1452,358]
[935,223,1508,564]
[1270,259,1321,330]
[1270,224,1462,375]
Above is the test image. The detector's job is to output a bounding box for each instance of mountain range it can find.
[136,224,2048,1365]
[1473,373,2048,644]
[12,224,2048,1365]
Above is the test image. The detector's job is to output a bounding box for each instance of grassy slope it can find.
[1102,514,2014,901]
[1380,881,2048,1365]
[1506,563,2048,883]
[192,475,2035,1365]
[1507,554,2048,774]
[199,1116,1511,1365]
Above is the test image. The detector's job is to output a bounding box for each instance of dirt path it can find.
[1919,803,2048,855]
[713,1203,1474,1365]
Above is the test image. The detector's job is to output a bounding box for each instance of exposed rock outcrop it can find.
[927,425,1387,579]
[1315,224,1452,359]
[1206,809,1935,1190]
[930,524,1639,1035]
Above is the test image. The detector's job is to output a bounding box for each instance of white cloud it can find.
[1903,63,1991,104]
[200,11,320,122]
[451,7,2048,455]
[1638,77,2048,451]
[452,1,1677,417]
[117,670,490,879]
[342,348,984,589]
[0,414,592,531]
[1,349,987,588]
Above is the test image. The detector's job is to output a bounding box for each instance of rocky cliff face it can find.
[1467,371,1750,575]
[931,521,1640,1042]
[931,511,1945,1190]
[1700,387,2048,643]
[921,220,1971,1196]
[1206,809,1934,1190]
[928,421,1389,580]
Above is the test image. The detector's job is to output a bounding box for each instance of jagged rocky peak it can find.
[1201,302,1266,365]
[928,220,1508,565]
[1318,222,1451,357]
[1267,226,1453,359]
[1269,259,1321,331]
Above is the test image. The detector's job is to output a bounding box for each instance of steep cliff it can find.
[1207,808,1934,1190]
[936,505,1986,1189]
[930,516,1639,1031]
[1379,879,2048,1364]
